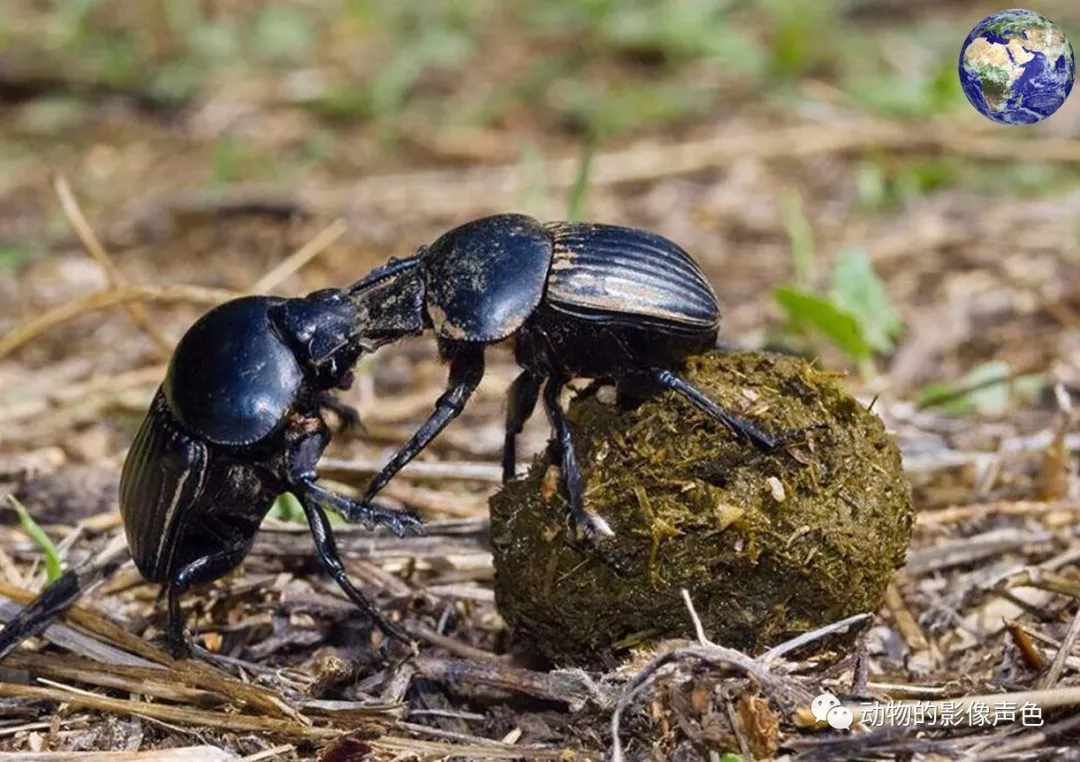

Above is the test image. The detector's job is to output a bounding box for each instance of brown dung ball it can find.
[490,351,914,665]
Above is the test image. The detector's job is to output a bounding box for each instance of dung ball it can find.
[490,351,913,665]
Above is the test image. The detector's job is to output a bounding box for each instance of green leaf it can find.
[0,246,38,271]
[774,285,873,362]
[9,496,62,583]
[269,492,305,523]
[829,249,902,353]
[919,361,1044,415]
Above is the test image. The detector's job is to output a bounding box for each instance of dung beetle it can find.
[345,213,805,548]
[119,289,420,656]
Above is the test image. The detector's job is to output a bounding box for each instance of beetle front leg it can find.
[285,418,422,536]
[296,496,413,646]
[358,343,485,505]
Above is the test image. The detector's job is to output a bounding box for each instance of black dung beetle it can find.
[345,213,806,549]
[119,288,420,656]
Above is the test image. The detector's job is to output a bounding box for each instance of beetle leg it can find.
[317,392,364,434]
[166,542,253,658]
[541,376,615,543]
[502,370,542,482]
[650,368,779,451]
[296,482,423,537]
[286,415,422,536]
[297,496,413,646]
[358,343,485,505]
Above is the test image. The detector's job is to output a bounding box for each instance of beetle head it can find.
[346,256,427,351]
[268,289,361,390]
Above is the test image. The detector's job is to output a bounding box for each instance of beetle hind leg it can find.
[166,541,253,659]
[651,368,823,450]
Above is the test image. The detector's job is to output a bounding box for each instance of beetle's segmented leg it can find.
[298,496,413,646]
[502,370,542,482]
[359,343,485,504]
[318,392,363,434]
[166,585,190,659]
[166,542,253,659]
[651,368,779,451]
[542,376,614,543]
[296,481,423,537]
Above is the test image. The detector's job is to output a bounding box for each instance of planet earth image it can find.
[959,9,1075,125]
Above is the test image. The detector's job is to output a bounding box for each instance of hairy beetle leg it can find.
[653,368,828,454]
[542,376,625,567]
[651,368,779,450]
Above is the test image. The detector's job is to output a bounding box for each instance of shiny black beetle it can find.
[118,289,420,656]
[345,213,791,544]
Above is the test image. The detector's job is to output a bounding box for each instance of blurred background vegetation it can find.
[3,0,1080,412]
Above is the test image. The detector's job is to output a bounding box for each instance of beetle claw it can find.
[355,503,425,538]
[771,421,829,450]
[566,511,633,574]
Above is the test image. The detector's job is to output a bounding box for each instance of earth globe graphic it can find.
[959,9,1075,125]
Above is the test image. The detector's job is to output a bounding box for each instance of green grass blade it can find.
[8,496,62,583]
[566,139,595,222]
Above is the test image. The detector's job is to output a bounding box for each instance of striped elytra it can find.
[119,391,208,582]
[543,222,719,336]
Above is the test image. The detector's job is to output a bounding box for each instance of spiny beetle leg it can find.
[772,421,830,448]
[286,418,423,537]
[298,495,413,646]
[542,375,628,571]
[297,480,424,538]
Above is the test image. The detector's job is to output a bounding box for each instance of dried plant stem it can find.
[250,217,347,293]
[0,284,240,361]
[1038,604,1080,689]
[53,174,172,357]
[0,682,337,739]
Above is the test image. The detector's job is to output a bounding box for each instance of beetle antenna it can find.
[346,252,422,296]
